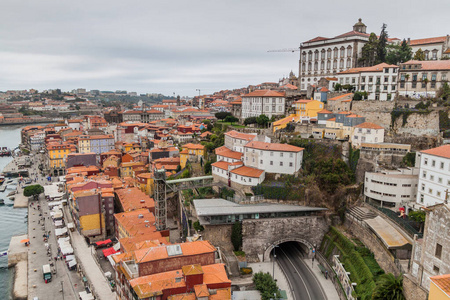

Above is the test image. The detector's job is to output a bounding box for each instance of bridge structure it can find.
[153,170,224,231]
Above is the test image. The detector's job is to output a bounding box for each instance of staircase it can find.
[348,206,377,221]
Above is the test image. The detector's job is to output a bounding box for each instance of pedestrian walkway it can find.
[64,206,117,300]
[304,258,339,300]
[232,262,294,300]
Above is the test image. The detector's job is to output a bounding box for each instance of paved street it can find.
[25,153,85,300]
[276,242,339,300]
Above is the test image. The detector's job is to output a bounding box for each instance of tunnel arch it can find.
[263,237,315,262]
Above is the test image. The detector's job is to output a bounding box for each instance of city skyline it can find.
[0,0,448,96]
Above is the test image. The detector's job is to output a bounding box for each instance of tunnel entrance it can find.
[264,238,315,262]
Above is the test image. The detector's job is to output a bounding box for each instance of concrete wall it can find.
[351,100,394,129]
[403,274,428,300]
[345,215,400,276]
[242,216,328,261]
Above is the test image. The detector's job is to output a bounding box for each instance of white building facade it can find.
[224,130,257,153]
[364,168,419,209]
[243,141,303,175]
[416,145,450,207]
[351,122,385,147]
[298,19,371,91]
[241,90,286,119]
[336,63,399,101]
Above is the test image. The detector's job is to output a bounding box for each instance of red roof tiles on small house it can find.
[354,122,384,130]
[230,166,264,178]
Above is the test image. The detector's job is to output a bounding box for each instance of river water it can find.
[0,126,28,299]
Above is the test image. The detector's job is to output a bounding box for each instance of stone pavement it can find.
[27,192,85,300]
[63,205,117,300]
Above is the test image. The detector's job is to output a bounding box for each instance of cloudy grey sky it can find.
[0,0,448,96]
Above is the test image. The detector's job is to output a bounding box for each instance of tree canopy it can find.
[359,33,379,67]
[377,23,388,63]
[413,48,426,61]
[386,40,413,65]
[372,273,405,300]
[256,114,270,127]
[215,111,232,120]
[23,184,44,198]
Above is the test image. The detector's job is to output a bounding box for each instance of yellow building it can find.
[272,114,299,133]
[120,162,144,178]
[102,155,120,169]
[293,99,324,119]
[124,143,142,153]
[137,173,154,195]
[47,142,75,176]
[180,143,205,168]
[430,274,450,300]
[78,136,91,153]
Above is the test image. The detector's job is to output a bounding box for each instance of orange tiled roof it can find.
[212,161,231,171]
[230,166,264,178]
[245,141,304,152]
[317,109,332,114]
[421,145,450,159]
[410,36,447,46]
[430,274,450,296]
[215,146,243,160]
[116,187,155,212]
[328,93,353,101]
[304,36,329,43]
[338,63,398,74]
[243,90,285,97]
[402,60,450,71]
[354,122,384,129]
[224,130,256,141]
[115,209,158,238]
[281,83,298,90]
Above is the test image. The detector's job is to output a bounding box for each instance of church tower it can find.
[353,18,367,33]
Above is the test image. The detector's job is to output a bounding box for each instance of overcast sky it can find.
[0,0,448,96]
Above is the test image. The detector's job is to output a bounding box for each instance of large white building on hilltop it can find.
[298,19,374,91]
[416,145,450,207]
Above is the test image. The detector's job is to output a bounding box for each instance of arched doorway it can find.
[263,237,315,262]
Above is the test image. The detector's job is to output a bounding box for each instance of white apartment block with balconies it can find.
[364,168,419,209]
[416,145,450,207]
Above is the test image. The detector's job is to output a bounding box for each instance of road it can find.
[276,242,327,300]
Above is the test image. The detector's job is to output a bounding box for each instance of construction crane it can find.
[267,48,300,53]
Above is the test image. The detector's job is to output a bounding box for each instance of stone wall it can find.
[242,216,329,261]
[202,224,233,252]
[403,274,428,300]
[392,111,440,136]
[384,135,439,151]
[351,100,395,129]
[345,214,400,276]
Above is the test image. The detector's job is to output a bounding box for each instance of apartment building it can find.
[224,130,257,153]
[364,168,419,209]
[398,60,450,98]
[408,35,450,61]
[241,90,286,119]
[415,145,450,207]
[336,63,399,100]
[78,134,115,155]
[351,122,385,147]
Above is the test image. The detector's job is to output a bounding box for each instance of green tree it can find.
[359,33,379,67]
[413,48,426,61]
[386,40,413,65]
[334,83,343,91]
[437,82,450,100]
[253,272,281,300]
[409,210,426,233]
[204,161,212,175]
[23,184,44,200]
[256,114,270,127]
[401,152,416,167]
[377,23,388,63]
[224,115,239,124]
[371,273,405,300]
[244,116,258,125]
[215,111,232,120]
[231,221,242,251]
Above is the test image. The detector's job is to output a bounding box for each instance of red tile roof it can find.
[317,109,332,114]
[338,63,398,74]
[245,141,304,152]
[230,166,264,178]
[242,90,285,97]
[334,30,370,39]
[409,36,447,46]
[212,161,231,171]
[304,36,329,43]
[354,122,384,130]
[421,145,450,159]
[328,93,353,101]
[215,146,243,160]
[224,130,257,141]
[402,60,450,70]
[430,274,450,296]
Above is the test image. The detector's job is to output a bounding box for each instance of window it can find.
[290,153,293,158]
[437,191,441,197]
[340,48,345,57]
[420,194,424,203]
[270,152,273,156]
[434,266,440,274]
[289,162,293,167]
[270,161,273,165]
[424,158,428,165]
[280,162,283,166]
[432,160,436,167]
[421,184,425,191]
[435,244,443,259]
[429,188,433,194]
[260,160,263,164]
[384,68,389,73]
[438,177,442,184]
[280,153,283,157]
[422,171,427,178]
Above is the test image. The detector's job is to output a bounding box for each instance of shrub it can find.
[193,221,204,232]
[240,267,253,275]
[231,221,242,251]
[252,272,281,300]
